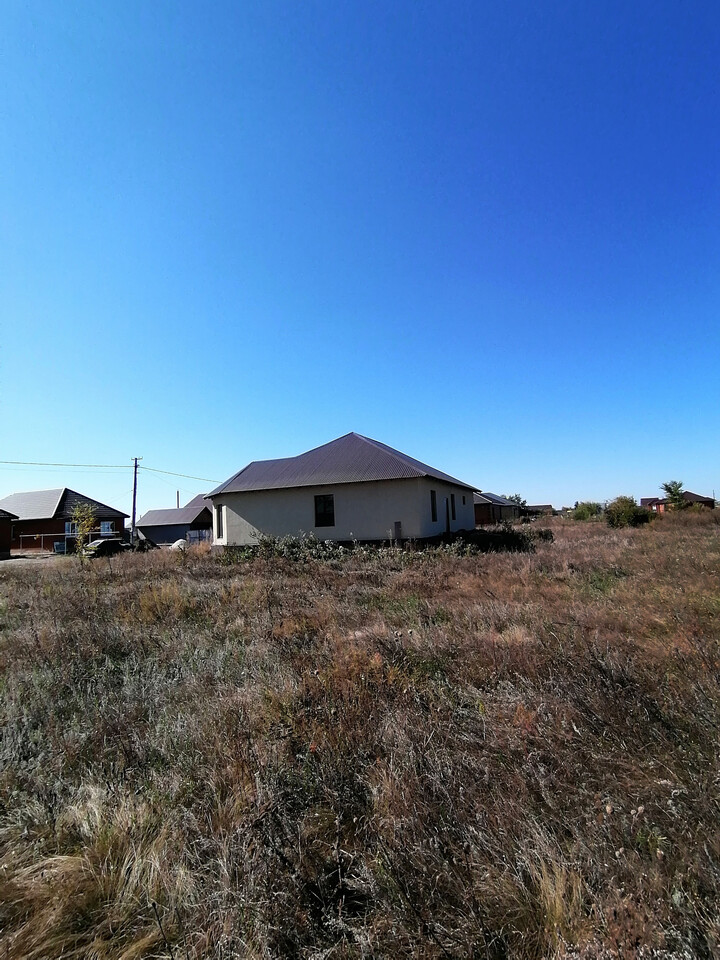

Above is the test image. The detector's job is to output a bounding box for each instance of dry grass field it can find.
[0,511,718,959]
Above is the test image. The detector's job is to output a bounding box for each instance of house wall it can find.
[474,503,520,526]
[138,523,192,545]
[212,477,475,546]
[474,503,493,526]
[137,521,212,546]
[11,518,123,552]
[0,519,11,559]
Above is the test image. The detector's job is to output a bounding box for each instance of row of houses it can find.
[4,432,711,556]
[1,433,516,553]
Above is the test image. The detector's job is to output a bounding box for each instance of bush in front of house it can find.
[573,501,602,521]
[605,496,652,528]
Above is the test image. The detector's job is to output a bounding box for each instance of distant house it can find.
[207,432,477,546]
[136,494,213,546]
[641,492,715,514]
[0,508,17,560]
[525,504,554,516]
[0,488,128,553]
[473,492,520,525]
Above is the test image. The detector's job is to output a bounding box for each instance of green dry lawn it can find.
[0,511,718,959]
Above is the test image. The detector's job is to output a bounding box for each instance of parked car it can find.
[84,538,130,557]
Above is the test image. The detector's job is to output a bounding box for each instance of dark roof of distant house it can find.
[681,491,714,504]
[137,494,211,528]
[526,504,554,513]
[209,433,477,496]
[0,488,128,521]
[651,491,715,506]
[0,508,18,520]
[473,492,517,506]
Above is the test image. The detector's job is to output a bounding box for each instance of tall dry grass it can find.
[0,513,718,958]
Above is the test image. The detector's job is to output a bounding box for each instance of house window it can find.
[451,493,456,521]
[430,489,437,522]
[65,522,78,536]
[216,504,224,539]
[462,495,466,506]
[314,494,335,527]
[100,521,114,536]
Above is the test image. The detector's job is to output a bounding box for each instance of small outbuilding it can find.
[208,432,477,546]
[473,492,521,526]
[136,494,213,547]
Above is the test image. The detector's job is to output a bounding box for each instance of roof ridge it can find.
[2,487,64,497]
[53,487,68,517]
[352,433,429,476]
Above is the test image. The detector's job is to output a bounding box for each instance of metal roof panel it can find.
[0,488,128,520]
[209,433,477,496]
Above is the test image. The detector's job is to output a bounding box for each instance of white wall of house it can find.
[211,477,475,546]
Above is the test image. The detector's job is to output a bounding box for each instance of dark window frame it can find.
[314,494,335,528]
[430,489,437,522]
[451,493,456,521]
[216,504,224,539]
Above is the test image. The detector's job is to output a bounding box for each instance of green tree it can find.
[661,480,687,510]
[606,496,651,528]
[573,501,601,521]
[70,502,96,562]
[503,494,527,509]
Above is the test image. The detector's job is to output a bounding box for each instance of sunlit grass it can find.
[0,513,718,958]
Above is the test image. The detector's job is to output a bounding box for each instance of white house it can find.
[208,432,477,546]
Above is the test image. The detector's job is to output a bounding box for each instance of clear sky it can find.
[1,0,718,514]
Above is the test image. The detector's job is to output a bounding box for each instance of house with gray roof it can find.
[473,492,521,525]
[207,432,477,546]
[137,494,212,546]
[0,488,128,553]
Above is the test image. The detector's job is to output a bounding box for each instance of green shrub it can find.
[531,527,554,542]
[573,501,601,521]
[606,496,651,528]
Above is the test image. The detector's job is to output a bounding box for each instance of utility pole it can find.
[130,457,142,546]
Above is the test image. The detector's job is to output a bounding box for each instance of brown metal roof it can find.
[651,491,715,507]
[209,433,477,496]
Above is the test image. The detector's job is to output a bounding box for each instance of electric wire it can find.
[0,459,221,484]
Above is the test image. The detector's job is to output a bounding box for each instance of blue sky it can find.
[1,0,718,513]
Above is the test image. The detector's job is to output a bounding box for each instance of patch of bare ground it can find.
[0,512,718,958]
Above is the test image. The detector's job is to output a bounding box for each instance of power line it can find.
[139,466,221,483]
[0,459,129,468]
[0,459,221,483]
